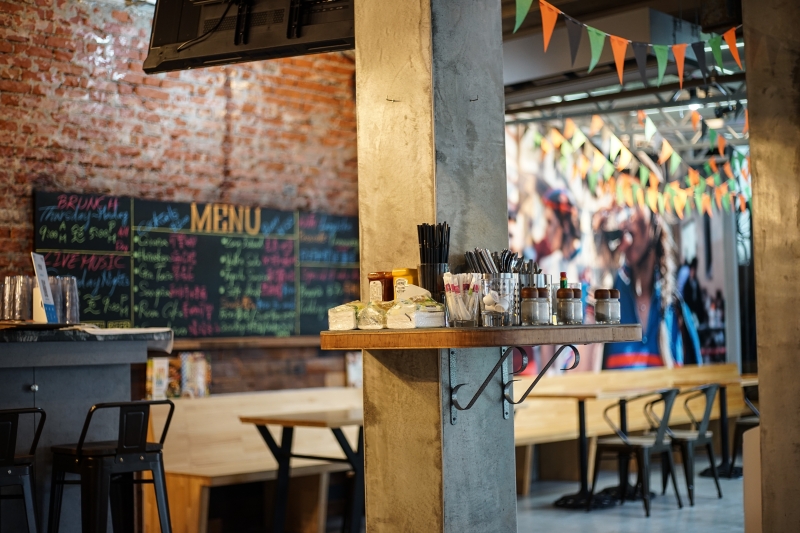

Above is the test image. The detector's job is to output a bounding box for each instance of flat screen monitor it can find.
[144,0,354,74]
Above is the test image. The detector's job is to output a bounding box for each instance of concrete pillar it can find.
[354,1,512,531]
[741,1,800,530]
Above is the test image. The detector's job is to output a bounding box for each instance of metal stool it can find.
[0,407,46,533]
[47,400,174,533]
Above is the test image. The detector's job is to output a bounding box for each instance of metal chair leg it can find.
[706,443,723,499]
[661,452,670,495]
[587,448,603,511]
[666,449,683,509]
[20,472,38,533]
[47,466,65,533]
[637,450,651,518]
[619,452,629,505]
[681,443,695,507]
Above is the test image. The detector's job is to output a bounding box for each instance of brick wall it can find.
[0,0,358,392]
[0,0,358,276]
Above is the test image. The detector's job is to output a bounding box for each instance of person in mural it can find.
[600,205,702,369]
[526,189,583,277]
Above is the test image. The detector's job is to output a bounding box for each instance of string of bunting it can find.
[530,114,750,218]
[516,0,744,88]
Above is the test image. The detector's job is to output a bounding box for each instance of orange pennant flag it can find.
[624,184,635,208]
[540,137,553,154]
[688,167,701,186]
[723,162,734,179]
[540,1,560,53]
[672,44,688,89]
[665,194,673,214]
[607,177,616,192]
[658,139,674,164]
[674,192,686,219]
[617,148,633,170]
[723,28,743,70]
[709,158,719,175]
[637,110,646,126]
[669,181,681,191]
[691,111,702,132]
[563,118,576,140]
[647,189,659,213]
[649,174,659,190]
[550,128,565,149]
[739,194,747,213]
[743,109,749,134]
[706,176,716,187]
[717,134,727,156]
[610,35,629,85]
[715,187,724,211]
[578,154,590,178]
[636,186,646,209]
[703,193,713,217]
[590,115,604,136]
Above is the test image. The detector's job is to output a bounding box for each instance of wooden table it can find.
[674,375,759,478]
[241,410,364,533]
[528,387,665,509]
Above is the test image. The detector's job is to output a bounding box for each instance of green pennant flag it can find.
[532,130,543,148]
[685,198,693,216]
[695,188,703,212]
[616,182,625,206]
[632,183,641,202]
[572,129,587,150]
[669,152,682,176]
[640,165,650,187]
[728,179,738,192]
[714,172,722,186]
[558,155,569,172]
[697,177,706,194]
[653,45,669,86]
[587,172,598,194]
[603,161,615,180]
[708,35,725,69]
[658,193,666,214]
[684,175,692,187]
[587,27,607,73]
[644,117,658,142]
[708,128,717,147]
[609,135,622,162]
[514,0,534,33]
[722,194,731,212]
[744,184,752,201]
[734,150,746,171]
[561,140,575,157]
[703,161,712,176]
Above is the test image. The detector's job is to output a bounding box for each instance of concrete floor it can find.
[517,462,745,533]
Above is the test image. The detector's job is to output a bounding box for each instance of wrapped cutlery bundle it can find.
[444,273,480,327]
[386,296,445,329]
[328,301,366,331]
[357,300,394,330]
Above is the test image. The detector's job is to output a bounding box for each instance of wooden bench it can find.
[143,364,751,531]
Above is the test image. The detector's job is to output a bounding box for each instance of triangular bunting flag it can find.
[723,162,734,179]
[617,147,633,170]
[616,181,625,206]
[637,110,646,126]
[587,27,607,73]
[669,151,682,176]
[647,189,659,213]
[691,111,701,132]
[610,35,629,84]
[565,17,583,67]
[539,1,560,52]
[658,139,674,164]
[653,45,669,86]
[672,44,688,89]
[739,194,747,213]
[640,165,650,188]
[722,194,731,212]
[590,115,604,136]
[708,128,717,148]
[636,185,646,208]
[723,28,743,70]
[587,172,598,194]
[688,167,701,186]
[703,193,713,217]
[577,154,590,178]
[709,158,719,174]
[561,140,575,157]
[550,128,565,148]
[715,187,724,211]
[515,0,534,33]
[708,35,725,69]
[532,130,543,148]
[632,42,649,86]
[609,135,623,162]
[706,176,716,187]
[714,172,722,186]
[691,41,709,80]
[658,192,666,214]
[603,161,615,180]
[645,116,657,142]
[563,118,576,139]
[743,109,749,134]
[674,192,686,220]
[540,137,553,154]
[592,149,606,172]
[571,129,587,150]
[717,134,727,156]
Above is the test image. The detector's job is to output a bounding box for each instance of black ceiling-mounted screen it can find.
[143,0,354,74]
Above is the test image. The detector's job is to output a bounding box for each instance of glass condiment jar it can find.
[531,288,551,326]
[595,288,621,324]
[556,288,575,325]
[367,271,394,302]
[572,288,583,325]
[520,287,537,326]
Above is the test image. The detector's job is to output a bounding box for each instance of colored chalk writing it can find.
[34,192,359,337]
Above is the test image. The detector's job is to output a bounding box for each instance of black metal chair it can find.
[0,407,46,533]
[47,400,174,533]
[659,384,722,506]
[731,384,760,474]
[589,388,682,517]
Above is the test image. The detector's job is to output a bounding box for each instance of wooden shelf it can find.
[320,324,641,350]
[171,336,321,351]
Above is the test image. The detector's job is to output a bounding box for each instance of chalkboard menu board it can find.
[33,191,360,338]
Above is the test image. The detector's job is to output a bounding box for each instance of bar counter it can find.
[0,325,172,533]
